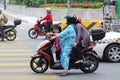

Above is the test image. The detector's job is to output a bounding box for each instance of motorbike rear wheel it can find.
[80,54,99,73]
[6,30,16,41]
[30,57,49,73]
[28,28,38,39]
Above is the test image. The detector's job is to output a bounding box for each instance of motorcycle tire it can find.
[28,28,38,39]
[6,30,16,41]
[80,54,99,73]
[30,57,49,73]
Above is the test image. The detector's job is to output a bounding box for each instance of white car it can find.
[93,27,120,62]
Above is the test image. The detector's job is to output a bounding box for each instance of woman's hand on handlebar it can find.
[73,42,77,47]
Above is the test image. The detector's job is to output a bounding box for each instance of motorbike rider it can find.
[0,9,5,41]
[51,13,76,76]
[72,16,90,64]
[39,8,53,33]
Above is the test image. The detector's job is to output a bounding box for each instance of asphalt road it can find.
[0,18,120,80]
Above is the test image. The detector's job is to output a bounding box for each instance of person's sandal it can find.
[54,62,60,67]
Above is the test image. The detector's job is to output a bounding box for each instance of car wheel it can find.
[104,44,120,62]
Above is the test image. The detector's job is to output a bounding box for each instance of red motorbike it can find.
[30,28,105,73]
[28,20,46,39]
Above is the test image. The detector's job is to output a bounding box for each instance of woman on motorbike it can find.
[73,16,90,64]
[51,13,76,76]
[39,8,53,33]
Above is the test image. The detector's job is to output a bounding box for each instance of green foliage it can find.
[23,0,44,7]
[9,0,24,5]
[9,0,17,5]
[54,0,67,4]
[30,0,44,7]
[47,0,53,4]
[23,0,32,6]
[9,0,103,8]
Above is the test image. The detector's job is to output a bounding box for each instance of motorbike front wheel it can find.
[28,28,38,39]
[30,57,49,73]
[80,54,99,73]
[5,30,16,41]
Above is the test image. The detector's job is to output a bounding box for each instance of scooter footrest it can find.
[50,65,64,70]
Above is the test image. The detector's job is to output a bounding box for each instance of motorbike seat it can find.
[81,43,96,52]
[4,25,14,30]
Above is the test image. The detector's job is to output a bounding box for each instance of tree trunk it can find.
[44,0,47,4]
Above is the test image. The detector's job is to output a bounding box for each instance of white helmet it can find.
[46,8,52,13]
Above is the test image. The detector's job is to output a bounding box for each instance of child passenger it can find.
[46,25,61,67]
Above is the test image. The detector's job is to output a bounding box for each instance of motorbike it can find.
[28,19,60,39]
[30,28,106,74]
[0,19,21,41]
[28,19,47,39]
